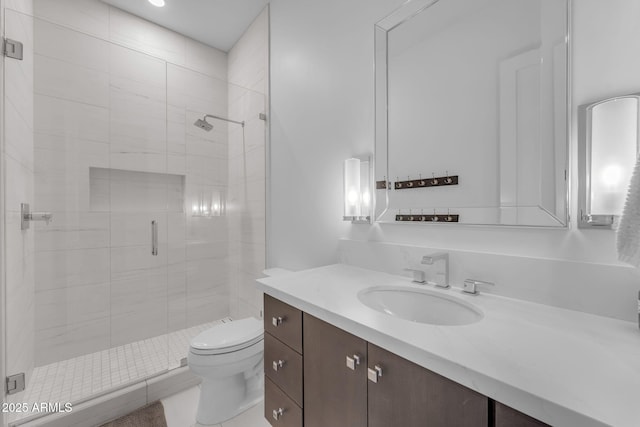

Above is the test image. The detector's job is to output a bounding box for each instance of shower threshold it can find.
[8,318,232,425]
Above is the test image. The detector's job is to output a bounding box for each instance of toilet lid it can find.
[190,318,263,353]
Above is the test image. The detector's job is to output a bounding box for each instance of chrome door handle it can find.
[346,354,361,370]
[368,365,383,383]
[151,220,158,256]
[272,360,286,371]
[20,203,53,230]
[272,407,284,420]
[272,316,285,327]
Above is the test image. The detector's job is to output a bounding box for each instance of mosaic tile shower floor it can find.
[10,318,231,423]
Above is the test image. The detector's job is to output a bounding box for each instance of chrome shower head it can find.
[194,117,213,131]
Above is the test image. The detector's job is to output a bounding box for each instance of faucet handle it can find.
[404,268,426,284]
[463,279,494,295]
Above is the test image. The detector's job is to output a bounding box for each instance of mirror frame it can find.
[374,0,571,228]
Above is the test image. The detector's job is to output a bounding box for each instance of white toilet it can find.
[188,317,264,425]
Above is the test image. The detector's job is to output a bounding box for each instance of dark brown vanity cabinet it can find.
[494,402,550,427]
[264,295,303,427]
[264,295,549,427]
[303,314,487,427]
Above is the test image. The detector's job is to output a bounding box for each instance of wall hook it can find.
[444,171,453,184]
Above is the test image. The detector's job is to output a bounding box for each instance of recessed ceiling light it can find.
[148,0,165,7]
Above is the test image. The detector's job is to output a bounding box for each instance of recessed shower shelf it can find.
[89,167,185,213]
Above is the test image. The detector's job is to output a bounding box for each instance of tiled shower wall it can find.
[30,0,232,365]
[227,8,269,320]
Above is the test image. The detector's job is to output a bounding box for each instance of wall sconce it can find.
[192,189,225,217]
[343,156,372,223]
[579,94,640,228]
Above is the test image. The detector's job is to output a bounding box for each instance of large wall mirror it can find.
[374,0,569,227]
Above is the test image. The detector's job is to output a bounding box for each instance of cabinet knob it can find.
[346,354,361,370]
[272,359,286,371]
[368,365,383,383]
[273,407,285,420]
[272,316,285,327]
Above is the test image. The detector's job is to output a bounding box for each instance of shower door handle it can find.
[151,220,158,256]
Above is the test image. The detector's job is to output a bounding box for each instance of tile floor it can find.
[162,385,271,427]
[11,318,231,423]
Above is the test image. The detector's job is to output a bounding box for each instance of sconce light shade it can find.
[579,94,640,228]
[360,159,371,213]
[343,157,372,222]
[344,158,362,219]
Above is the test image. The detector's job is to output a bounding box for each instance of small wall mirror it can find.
[578,94,640,228]
[374,0,569,227]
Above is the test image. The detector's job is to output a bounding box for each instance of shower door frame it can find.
[1,0,7,424]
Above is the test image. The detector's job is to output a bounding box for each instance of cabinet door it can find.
[303,314,367,427]
[367,343,488,427]
[494,402,550,427]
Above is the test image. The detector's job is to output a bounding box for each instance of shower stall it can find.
[1,3,267,425]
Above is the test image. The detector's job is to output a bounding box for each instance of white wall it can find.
[269,0,405,270]
[268,0,640,306]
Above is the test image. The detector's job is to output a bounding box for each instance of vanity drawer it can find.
[265,333,303,406]
[264,294,303,353]
[265,377,303,427]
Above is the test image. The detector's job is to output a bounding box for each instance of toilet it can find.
[188,317,264,425]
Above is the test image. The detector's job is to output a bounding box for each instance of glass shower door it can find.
[3,11,174,424]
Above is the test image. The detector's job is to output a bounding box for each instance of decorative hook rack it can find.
[394,173,458,190]
[395,210,459,223]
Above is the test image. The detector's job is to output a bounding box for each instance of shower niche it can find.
[89,167,186,213]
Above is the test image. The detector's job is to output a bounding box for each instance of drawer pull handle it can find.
[273,407,285,420]
[346,354,361,370]
[272,359,286,371]
[368,365,383,383]
[272,316,285,327]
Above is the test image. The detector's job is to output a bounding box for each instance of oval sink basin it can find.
[358,286,483,326]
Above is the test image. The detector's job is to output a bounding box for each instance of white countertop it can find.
[256,264,640,427]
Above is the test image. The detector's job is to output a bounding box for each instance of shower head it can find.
[195,113,245,131]
[194,117,213,132]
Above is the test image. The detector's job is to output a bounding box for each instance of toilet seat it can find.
[190,318,263,355]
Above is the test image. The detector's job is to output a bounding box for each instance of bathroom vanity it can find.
[263,294,543,427]
[258,264,640,427]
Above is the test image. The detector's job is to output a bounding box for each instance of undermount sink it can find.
[358,286,483,326]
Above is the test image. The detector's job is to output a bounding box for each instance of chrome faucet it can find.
[421,253,449,289]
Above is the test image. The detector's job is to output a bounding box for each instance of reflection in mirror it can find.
[374,0,569,227]
[578,95,640,228]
